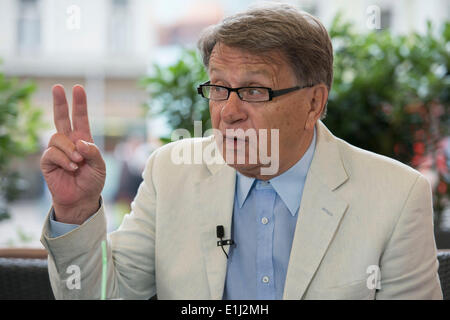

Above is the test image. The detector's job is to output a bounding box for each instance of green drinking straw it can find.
[101,239,107,300]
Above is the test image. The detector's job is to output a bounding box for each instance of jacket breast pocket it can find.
[305,280,376,300]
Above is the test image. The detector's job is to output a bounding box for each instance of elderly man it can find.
[40,4,442,299]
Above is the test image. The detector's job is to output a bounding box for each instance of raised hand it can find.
[40,85,106,224]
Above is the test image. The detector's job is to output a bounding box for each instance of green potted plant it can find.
[0,63,44,222]
[140,17,449,244]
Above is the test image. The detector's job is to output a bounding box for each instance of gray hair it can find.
[197,2,333,119]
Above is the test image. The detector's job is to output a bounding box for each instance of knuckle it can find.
[50,134,76,156]
[90,142,100,153]
[48,132,63,147]
[40,147,57,167]
[41,146,76,171]
[41,146,54,160]
[44,146,64,162]
[85,141,98,153]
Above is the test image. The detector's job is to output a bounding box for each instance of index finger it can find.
[52,85,72,136]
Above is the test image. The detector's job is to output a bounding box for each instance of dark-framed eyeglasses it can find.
[196,81,314,102]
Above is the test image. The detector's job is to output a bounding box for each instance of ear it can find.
[305,84,328,130]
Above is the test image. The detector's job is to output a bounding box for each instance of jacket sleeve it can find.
[376,174,443,299]
[40,150,159,300]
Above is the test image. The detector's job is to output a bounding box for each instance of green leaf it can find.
[0,62,44,222]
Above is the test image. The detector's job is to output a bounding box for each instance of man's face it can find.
[208,43,318,179]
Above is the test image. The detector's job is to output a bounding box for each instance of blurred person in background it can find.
[113,133,157,205]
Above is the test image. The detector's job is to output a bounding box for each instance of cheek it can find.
[271,103,306,136]
[260,104,286,130]
[209,103,221,128]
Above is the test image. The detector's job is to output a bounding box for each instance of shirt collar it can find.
[236,127,317,216]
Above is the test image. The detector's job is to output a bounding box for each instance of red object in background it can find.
[413,142,425,155]
[411,154,423,167]
[438,181,447,195]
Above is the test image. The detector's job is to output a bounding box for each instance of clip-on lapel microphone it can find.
[216,225,235,259]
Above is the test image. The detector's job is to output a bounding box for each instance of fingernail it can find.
[70,162,78,170]
[72,151,82,161]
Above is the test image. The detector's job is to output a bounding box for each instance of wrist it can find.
[53,197,101,225]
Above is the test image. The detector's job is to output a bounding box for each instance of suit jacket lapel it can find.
[195,122,349,300]
[283,121,349,299]
[195,137,236,300]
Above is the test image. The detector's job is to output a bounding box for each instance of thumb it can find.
[75,140,105,170]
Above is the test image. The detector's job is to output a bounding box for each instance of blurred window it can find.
[380,8,392,30]
[17,0,41,54]
[108,0,130,55]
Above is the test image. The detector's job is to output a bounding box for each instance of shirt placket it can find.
[255,180,276,299]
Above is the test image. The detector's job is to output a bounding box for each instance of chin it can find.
[224,161,261,176]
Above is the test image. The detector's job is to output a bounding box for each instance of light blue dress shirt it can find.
[49,210,82,238]
[50,129,316,300]
[223,128,316,300]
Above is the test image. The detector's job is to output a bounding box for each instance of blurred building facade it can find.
[0,0,159,148]
[0,0,447,247]
[0,0,447,143]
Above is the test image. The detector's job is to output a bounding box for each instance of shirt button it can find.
[262,276,270,283]
[261,217,269,225]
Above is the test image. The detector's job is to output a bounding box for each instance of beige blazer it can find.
[40,121,443,299]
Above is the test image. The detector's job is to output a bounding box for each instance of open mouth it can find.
[223,135,248,142]
[223,136,248,148]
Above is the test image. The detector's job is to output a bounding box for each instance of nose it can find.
[220,91,247,124]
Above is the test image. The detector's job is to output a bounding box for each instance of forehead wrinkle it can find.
[210,65,274,79]
[209,45,282,87]
[209,55,276,74]
[210,66,279,88]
